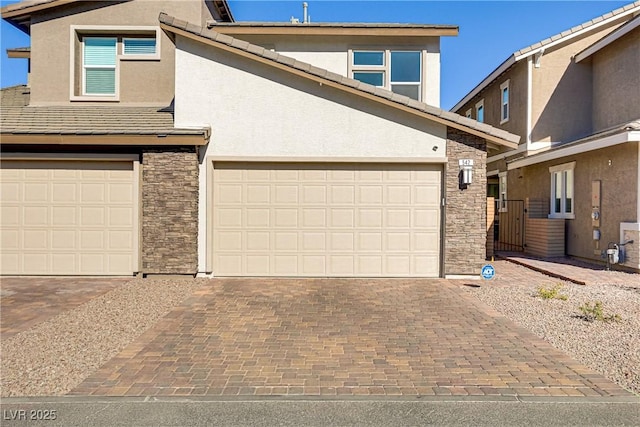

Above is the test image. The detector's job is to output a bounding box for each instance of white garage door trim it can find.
[1,153,140,275]
[207,159,443,277]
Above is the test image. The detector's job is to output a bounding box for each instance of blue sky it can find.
[0,0,632,109]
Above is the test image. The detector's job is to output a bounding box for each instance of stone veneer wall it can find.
[142,147,199,274]
[445,128,487,275]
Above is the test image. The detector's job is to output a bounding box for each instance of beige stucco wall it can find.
[234,34,442,107]
[29,0,213,105]
[453,60,528,158]
[530,23,625,144]
[173,37,448,271]
[591,27,640,132]
[508,141,639,262]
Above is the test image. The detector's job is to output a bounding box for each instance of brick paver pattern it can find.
[71,277,630,398]
[0,277,128,338]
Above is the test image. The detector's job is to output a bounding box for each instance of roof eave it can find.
[0,133,209,146]
[7,47,31,58]
[205,24,458,37]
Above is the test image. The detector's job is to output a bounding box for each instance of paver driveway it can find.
[71,278,628,397]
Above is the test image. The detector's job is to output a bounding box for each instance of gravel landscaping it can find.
[1,278,205,397]
[463,273,640,396]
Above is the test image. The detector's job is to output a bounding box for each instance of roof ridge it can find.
[158,12,520,146]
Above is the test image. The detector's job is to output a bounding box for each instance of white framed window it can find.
[83,37,117,96]
[465,108,472,119]
[476,99,485,123]
[498,171,508,212]
[122,37,157,57]
[70,26,161,101]
[549,162,575,219]
[500,80,510,124]
[351,49,422,101]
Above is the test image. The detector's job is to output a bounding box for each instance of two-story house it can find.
[1,0,519,278]
[452,2,640,272]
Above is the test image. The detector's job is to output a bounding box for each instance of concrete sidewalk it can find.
[496,252,639,286]
[2,396,638,426]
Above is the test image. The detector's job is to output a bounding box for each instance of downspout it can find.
[526,56,533,151]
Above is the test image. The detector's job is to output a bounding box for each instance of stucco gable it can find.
[160,13,519,150]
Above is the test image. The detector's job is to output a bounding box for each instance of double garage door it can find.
[0,160,137,275]
[212,162,442,277]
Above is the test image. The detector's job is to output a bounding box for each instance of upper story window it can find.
[476,99,485,123]
[549,162,575,219]
[351,50,422,101]
[71,26,161,101]
[500,80,510,124]
[83,37,117,96]
[465,109,472,119]
[123,38,157,56]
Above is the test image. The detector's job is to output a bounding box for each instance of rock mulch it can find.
[1,278,205,397]
[463,276,640,396]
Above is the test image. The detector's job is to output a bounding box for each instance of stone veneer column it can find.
[445,128,487,275]
[142,147,199,274]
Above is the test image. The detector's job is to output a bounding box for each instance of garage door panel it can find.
[52,230,76,249]
[24,183,48,202]
[213,163,441,277]
[1,160,136,275]
[108,183,134,203]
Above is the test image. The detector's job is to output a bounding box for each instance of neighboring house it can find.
[1,0,519,278]
[452,2,640,272]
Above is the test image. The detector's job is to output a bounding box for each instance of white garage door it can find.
[212,162,441,277]
[0,160,137,275]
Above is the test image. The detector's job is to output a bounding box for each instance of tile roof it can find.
[514,1,640,58]
[159,13,519,147]
[0,85,207,137]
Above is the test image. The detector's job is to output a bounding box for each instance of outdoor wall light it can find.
[459,159,474,186]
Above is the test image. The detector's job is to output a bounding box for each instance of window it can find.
[476,99,485,123]
[351,50,422,101]
[71,26,161,101]
[83,37,116,96]
[465,109,472,119]
[123,38,157,56]
[498,171,507,212]
[549,162,575,219]
[500,80,510,123]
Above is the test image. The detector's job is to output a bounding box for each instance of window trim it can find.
[70,25,161,102]
[500,79,510,124]
[349,48,424,101]
[498,171,508,212]
[475,99,485,123]
[465,108,472,119]
[548,161,576,219]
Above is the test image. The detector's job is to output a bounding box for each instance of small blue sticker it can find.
[481,264,495,280]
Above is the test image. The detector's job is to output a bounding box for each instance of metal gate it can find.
[494,200,525,252]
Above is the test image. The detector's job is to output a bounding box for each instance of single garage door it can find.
[212,162,441,277]
[0,160,137,275]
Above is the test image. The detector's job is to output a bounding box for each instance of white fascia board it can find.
[508,131,639,170]
[451,56,515,112]
[575,17,640,62]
